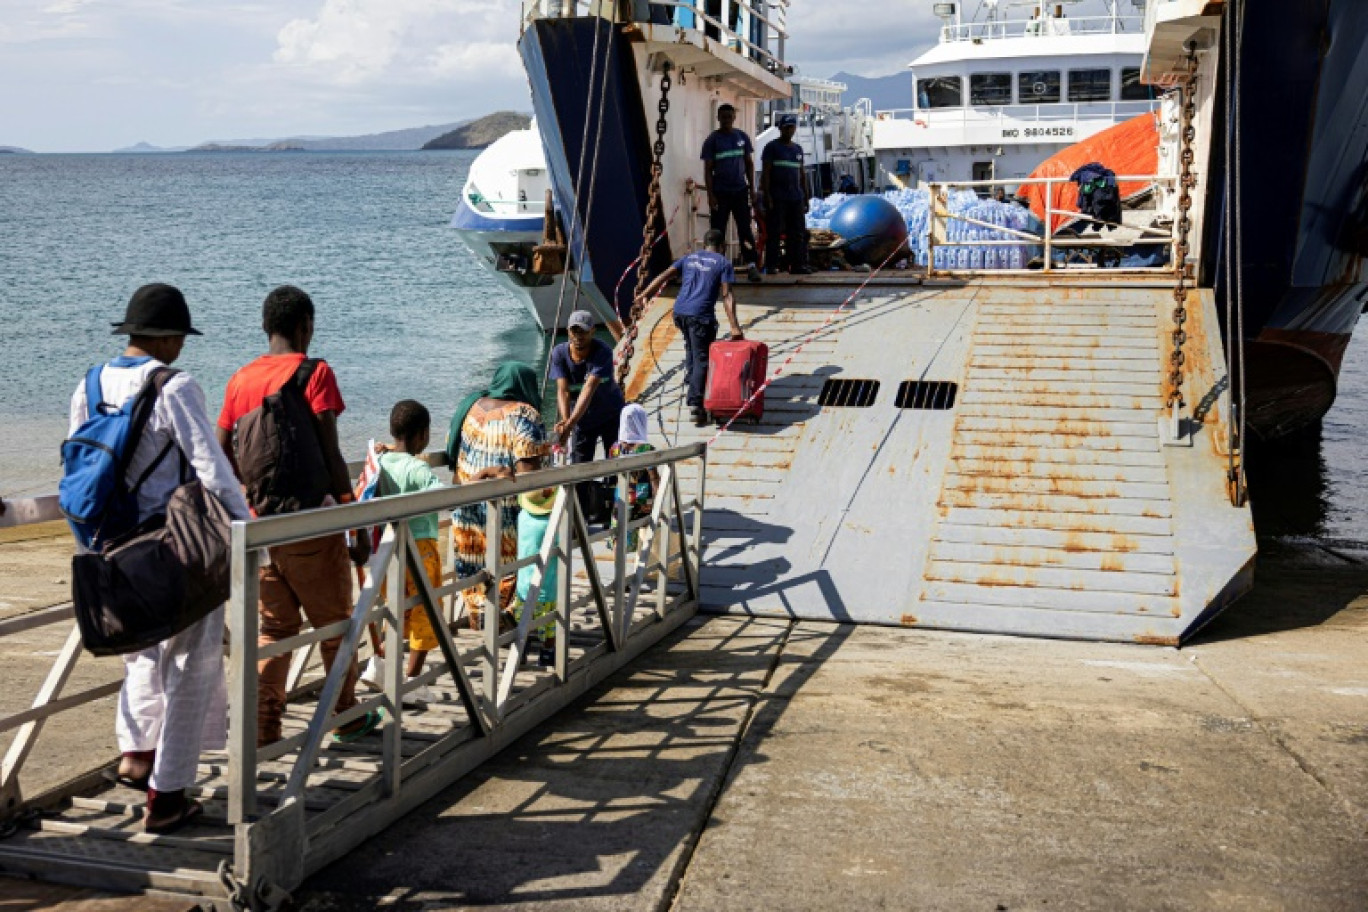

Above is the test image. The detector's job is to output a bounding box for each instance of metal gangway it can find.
[0,444,707,906]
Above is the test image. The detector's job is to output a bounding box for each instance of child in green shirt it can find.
[360,400,446,704]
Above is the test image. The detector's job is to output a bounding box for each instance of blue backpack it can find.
[60,365,178,550]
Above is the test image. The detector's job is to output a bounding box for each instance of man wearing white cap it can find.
[549,310,626,465]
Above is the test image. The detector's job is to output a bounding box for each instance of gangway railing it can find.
[921,175,1179,275]
[0,442,707,899]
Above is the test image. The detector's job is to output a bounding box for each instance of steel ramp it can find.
[0,591,670,903]
[0,447,706,904]
[629,275,1254,644]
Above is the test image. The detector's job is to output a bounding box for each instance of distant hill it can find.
[113,142,190,153]
[830,71,911,113]
[422,112,532,150]
[0,146,31,154]
[186,122,469,153]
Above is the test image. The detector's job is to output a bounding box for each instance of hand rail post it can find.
[382,522,406,797]
[1043,178,1054,271]
[0,623,85,817]
[227,522,260,825]
[613,471,630,644]
[690,450,706,599]
[555,485,572,683]
[483,502,501,716]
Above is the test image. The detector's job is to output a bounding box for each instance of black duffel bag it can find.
[72,478,234,656]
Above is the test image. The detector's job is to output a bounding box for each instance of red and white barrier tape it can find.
[706,237,912,445]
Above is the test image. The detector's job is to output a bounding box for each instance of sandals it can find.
[104,751,154,791]
[332,709,384,743]
[143,788,203,834]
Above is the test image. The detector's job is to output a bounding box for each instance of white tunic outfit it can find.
[69,355,250,792]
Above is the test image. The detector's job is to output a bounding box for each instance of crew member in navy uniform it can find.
[701,104,763,283]
[761,113,812,275]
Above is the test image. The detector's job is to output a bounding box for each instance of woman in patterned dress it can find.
[446,362,549,628]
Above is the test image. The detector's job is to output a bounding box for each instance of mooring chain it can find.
[1167,46,1200,411]
[617,61,673,389]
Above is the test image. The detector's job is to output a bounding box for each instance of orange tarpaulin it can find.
[1018,111,1160,233]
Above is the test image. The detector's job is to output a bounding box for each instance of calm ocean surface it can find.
[0,151,1363,543]
[0,151,546,497]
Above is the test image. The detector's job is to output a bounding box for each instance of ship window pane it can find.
[918,76,962,109]
[970,73,1013,106]
[1017,70,1061,104]
[1068,68,1112,102]
[1120,67,1154,101]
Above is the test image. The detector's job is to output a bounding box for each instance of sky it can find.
[0,0,1115,152]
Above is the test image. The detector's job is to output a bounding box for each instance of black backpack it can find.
[233,359,331,516]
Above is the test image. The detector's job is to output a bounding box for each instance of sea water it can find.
[0,151,546,497]
[1,153,1365,544]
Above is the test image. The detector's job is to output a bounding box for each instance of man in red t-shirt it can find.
[216,285,380,747]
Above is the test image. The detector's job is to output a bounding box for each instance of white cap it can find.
[568,310,595,332]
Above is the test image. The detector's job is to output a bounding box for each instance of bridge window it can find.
[1068,68,1112,102]
[917,75,962,109]
[1120,67,1155,101]
[1018,70,1061,104]
[819,378,881,408]
[970,73,1013,106]
[896,380,958,410]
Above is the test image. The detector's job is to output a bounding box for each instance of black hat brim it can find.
[110,322,203,337]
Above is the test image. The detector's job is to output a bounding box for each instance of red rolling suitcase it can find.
[704,339,769,425]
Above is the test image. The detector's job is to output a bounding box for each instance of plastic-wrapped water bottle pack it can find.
[807,189,1044,269]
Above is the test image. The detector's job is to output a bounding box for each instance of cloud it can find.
[785,1,943,77]
[271,0,522,86]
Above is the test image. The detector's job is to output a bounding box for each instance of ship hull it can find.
[450,198,581,331]
[1220,0,1368,439]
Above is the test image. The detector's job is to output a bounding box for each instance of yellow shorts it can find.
[403,537,443,652]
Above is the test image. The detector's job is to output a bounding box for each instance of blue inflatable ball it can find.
[829,195,910,266]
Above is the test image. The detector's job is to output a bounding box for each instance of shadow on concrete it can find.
[298,615,852,910]
[1191,429,1368,644]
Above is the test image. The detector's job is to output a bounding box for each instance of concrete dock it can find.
[2,527,1366,910]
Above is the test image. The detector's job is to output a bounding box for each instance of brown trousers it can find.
[257,534,358,746]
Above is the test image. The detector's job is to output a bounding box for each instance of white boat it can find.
[449,126,594,331]
[872,0,1158,189]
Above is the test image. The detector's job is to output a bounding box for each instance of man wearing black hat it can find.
[760,113,813,275]
[67,283,250,834]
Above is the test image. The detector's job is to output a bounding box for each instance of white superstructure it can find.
[758,76,878,195]
[450,126,594,331]
[874,0,1156,189]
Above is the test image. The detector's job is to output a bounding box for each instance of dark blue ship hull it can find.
[519,16,673,324]
[1218,0,1368,438]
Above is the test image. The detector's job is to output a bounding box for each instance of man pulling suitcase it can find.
[635,229,744,427]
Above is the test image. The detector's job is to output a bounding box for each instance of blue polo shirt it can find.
[762,140,806,201]
[548,338,625,430]
[701,129,754,193]
[671,250,735,319]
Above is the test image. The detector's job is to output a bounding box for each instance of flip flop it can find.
[332,709,383,743]
[102,767,150,792]
[144,799,203,835]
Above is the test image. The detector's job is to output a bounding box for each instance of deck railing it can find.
[521,0,789,74]
[875,100,1159,126]
[939,13,1144,42]
[0,442,707,894]
[923,174,1178,274]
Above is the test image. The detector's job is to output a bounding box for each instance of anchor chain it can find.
[1166,46,1200,412]
[617,61,673,389]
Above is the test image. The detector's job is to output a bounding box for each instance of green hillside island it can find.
[421,112,531,150]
